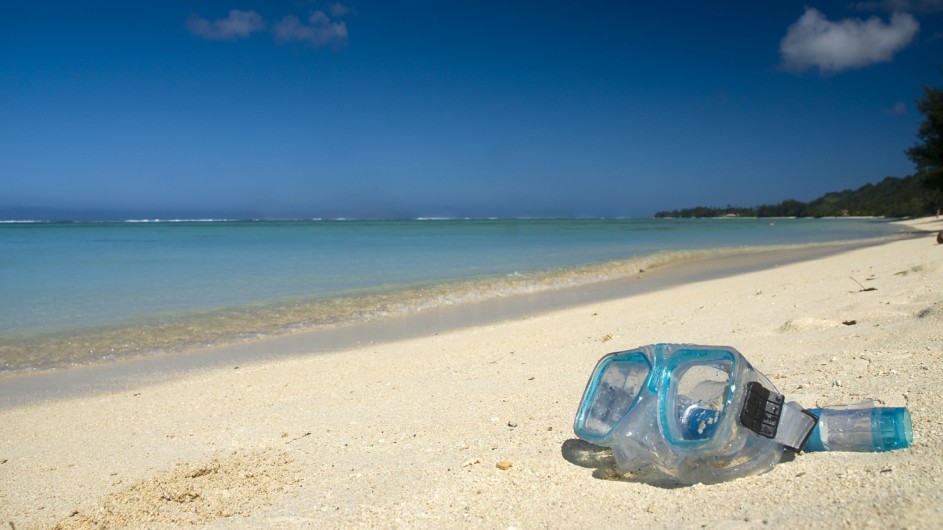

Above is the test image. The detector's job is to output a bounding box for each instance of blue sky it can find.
[2,1,942,219]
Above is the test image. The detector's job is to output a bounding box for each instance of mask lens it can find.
[672,360,733,441]
[577,353,650,438]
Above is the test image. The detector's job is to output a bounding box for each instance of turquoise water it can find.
[0,218,902,372]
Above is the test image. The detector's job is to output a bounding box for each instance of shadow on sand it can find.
[560,438,686,489]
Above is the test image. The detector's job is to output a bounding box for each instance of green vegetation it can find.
[907,82,943,196]
[655,175,938,218]
[657,76,943,219]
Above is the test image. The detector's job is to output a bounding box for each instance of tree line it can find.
[656,78,943,219]
[655,174,937,218]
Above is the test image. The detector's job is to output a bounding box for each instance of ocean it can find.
[0,218,905,373]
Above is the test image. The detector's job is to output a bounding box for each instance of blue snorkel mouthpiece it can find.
[803,406,912,452]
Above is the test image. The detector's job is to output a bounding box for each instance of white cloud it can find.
[275,10,348,48]
[329,3,350,17]
[186,10,265,40]
[779,8,919,73]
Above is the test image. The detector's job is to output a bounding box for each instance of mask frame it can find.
[574,344,818,484]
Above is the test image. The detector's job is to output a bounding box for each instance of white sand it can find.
[2,218,942,529]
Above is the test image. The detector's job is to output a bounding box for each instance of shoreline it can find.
[0,235,915,408]
[0,217,908,375]
[1,217,941,529]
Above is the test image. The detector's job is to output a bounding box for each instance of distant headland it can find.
[655,174,941,219]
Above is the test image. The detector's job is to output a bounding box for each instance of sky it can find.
[2,1,942,219]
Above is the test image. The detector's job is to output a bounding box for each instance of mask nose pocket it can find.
[575,352,651,440]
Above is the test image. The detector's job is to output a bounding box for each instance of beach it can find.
[1,217,941,529]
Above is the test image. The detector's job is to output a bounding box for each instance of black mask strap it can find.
[740,382,818,452]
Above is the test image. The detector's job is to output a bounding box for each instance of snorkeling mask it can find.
[573,344,912,484]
